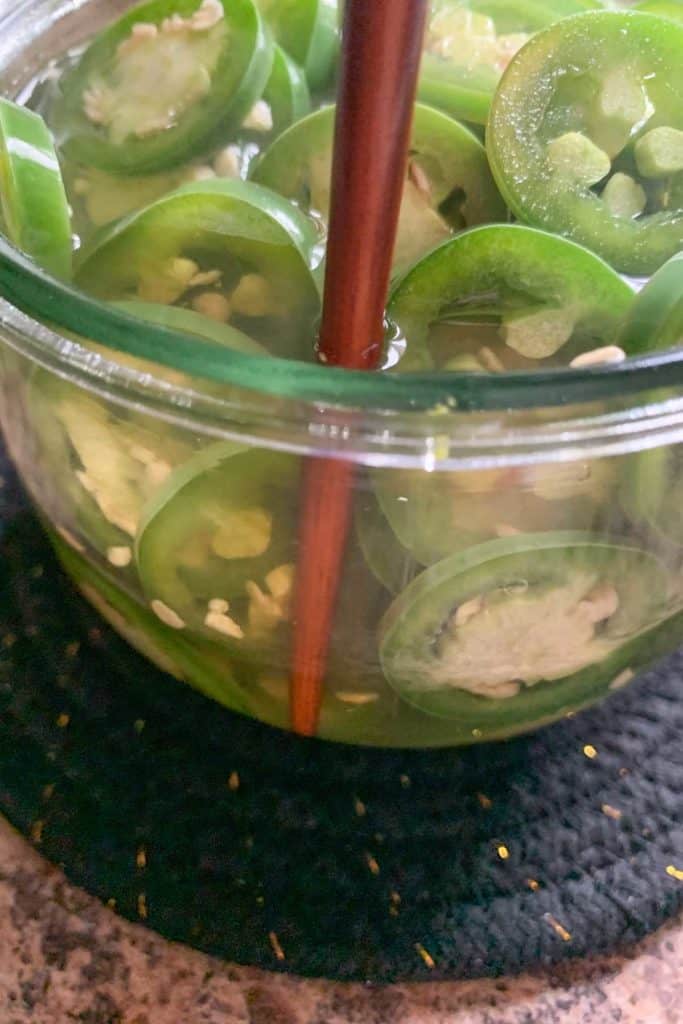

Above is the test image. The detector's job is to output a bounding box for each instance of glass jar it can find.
[0,0,682,747]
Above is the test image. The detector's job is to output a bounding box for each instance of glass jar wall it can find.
[0,0,681,746]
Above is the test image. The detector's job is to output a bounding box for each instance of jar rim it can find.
[2,236,683,419]
[5,241,683,471]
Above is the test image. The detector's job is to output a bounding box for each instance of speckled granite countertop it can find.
[0,817,680,1023]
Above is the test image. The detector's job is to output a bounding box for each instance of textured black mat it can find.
[0,452,682,983]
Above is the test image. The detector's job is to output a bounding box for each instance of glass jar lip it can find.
[1,235,683,417]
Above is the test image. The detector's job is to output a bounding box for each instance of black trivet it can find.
[0,455,682,983]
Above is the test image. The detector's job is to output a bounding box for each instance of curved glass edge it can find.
[3,237,683,419]
[5,287,683,469]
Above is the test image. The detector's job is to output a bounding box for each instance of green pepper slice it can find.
[136,442,299,652]
[620,443,683,550]
[254,0,339,92]
[252,103,506,272]
[387,223,633,372]
[75,178,321,359]
[617,251,683,354]
[419,0,599,126]
[21,297,270,563]
[52,0,273,174]
[241,543,469,748]
[380,221,629,565]
[618,253,683,543]
[27,304,266,561]
[64,163,187,240]
[379,532,670,725]
[234,44,311,144]
[371,458,617,568]
[26,367,196,558]
[112,300,269,356]
[635,0,683,24]
[261,44,311,139]
[0,98,72,279]
[354,487,422,594]
[69,303,267,549]
[487,11,683,275]
[52,532,251,713]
